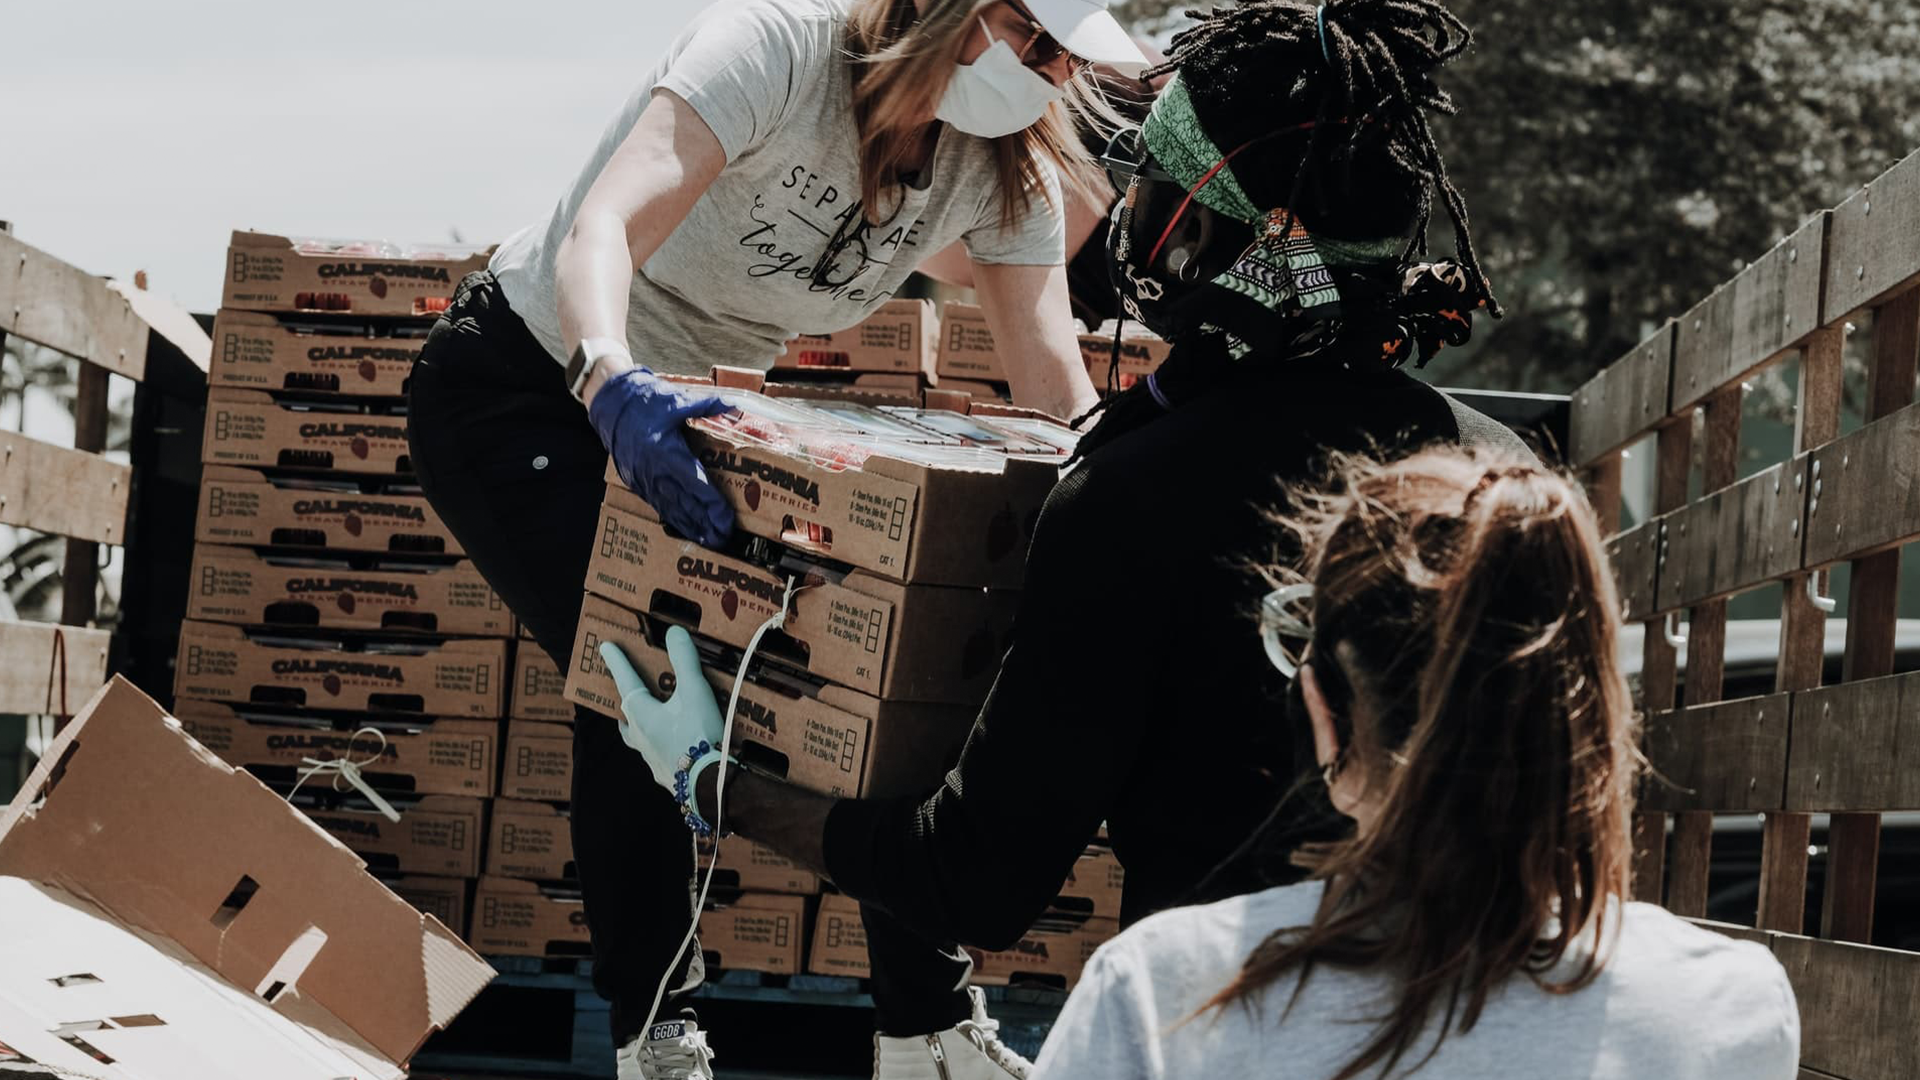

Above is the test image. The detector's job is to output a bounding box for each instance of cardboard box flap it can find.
[0,677,493,1067]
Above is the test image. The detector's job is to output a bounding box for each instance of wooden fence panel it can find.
[1772,934,1920,1080]
[1671,213,1827,412]
[1655,459,1805,611]
[0,434,131,547]
[1825,147,1920,320]
[1610,517,1662,622]
[1802,402,1920,567]
[0,621,110,716]
[1569,323,1674,467]
[1642,695,1791,813]
[0,231,147,380]
[1787,673,1920,812]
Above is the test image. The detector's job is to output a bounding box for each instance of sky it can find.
[1,0,712,314]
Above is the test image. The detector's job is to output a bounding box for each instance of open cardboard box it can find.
[221,230,492,318]
[209,309,422,399]
[175,621,507,718]
[196,466,464,557]
[682,368,1061,589]
[565,594,975,799]
[0,677,492,1080]
[187,544,510,637]
[173,697,499,799]
[499,721,572,803]
[204,389,412,476]
[806,891,868,977]
[510,641,573,722]
[772,298,936,376]
[589,483,1018,703]
[485,800,575,882]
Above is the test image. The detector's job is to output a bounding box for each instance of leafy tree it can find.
[1110,0,1920,392]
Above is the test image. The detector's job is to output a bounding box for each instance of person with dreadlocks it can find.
[601,5,1529,1075]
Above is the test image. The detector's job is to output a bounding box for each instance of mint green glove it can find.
[600,625,733,836]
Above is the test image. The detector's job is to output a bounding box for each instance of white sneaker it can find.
[615,1015,716,1080]
[873,987,1032,1080]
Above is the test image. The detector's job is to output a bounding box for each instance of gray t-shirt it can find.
[1033,881,1800,1080]
[491,0,1065,375]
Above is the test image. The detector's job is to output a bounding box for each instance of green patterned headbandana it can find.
[1140,73,1263,223]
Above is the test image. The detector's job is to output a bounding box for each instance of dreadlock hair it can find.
[1069,0,1494,459]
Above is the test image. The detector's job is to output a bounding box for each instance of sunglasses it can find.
[1098,127,1176,194]
[1002,0,1090,75]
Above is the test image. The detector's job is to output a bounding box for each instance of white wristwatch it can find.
[567,336,633,401]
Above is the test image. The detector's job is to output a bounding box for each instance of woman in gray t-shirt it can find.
[1031,449,1800,1080]
[404,3,1144,1079]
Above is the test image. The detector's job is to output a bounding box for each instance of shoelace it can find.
[958,1015,1032,1079]
[642,1031,715,1080]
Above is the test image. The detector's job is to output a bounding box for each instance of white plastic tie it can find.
[287,726,401,822]
[1663,611,1688,649]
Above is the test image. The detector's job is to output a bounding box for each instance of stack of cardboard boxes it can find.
[768,298,939,405]
[935,301,1173,403]
[179,231,506,943]
[548,372,1119,985]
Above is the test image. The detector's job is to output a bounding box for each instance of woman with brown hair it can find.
[406,2,1143,1077]
[1030,449,1800,1080]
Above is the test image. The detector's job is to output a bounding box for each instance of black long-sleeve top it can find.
[822,362,1531,949]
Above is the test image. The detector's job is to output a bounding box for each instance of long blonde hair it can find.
[845,0,1116,227]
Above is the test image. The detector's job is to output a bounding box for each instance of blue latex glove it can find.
[588,367,737,548]
[600,626,732,835]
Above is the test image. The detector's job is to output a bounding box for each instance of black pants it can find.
[407,271,973,1046]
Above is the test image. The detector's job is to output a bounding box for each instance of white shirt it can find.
[1033,880,1800,1080]
[490,0,1065,376]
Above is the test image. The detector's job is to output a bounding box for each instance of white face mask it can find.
[935,17,1064,139]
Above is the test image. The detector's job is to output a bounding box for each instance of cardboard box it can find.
[684,382,1060,589]
[386,873,471,939]
[197,465,465,556]
[175,620,508,718]
[301,793,487,878]
[174,697,499,798]
[512,640,575,722]
[589,483,1019,702]
[486,799,576,882]
[205,388,412,476]
[1079,322,1172,390]
[699,835,821,896]
[187,544,510,636]
[765,378,925,409]
[501,720,573,802]
[937,377,1011,402]
[807,891,869,977]
[774,298,936,376]
[968,917,1119,990]
[934,301,1001,381]
[700,892,807,975]
[0,677,492,1079]
[210,308,423,397]
[1054,845,1125,919]
[566,594,974,798]
[469,876,591,958]
[222,230,492,318]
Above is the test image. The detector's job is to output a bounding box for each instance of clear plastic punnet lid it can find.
[286,237,494,261]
